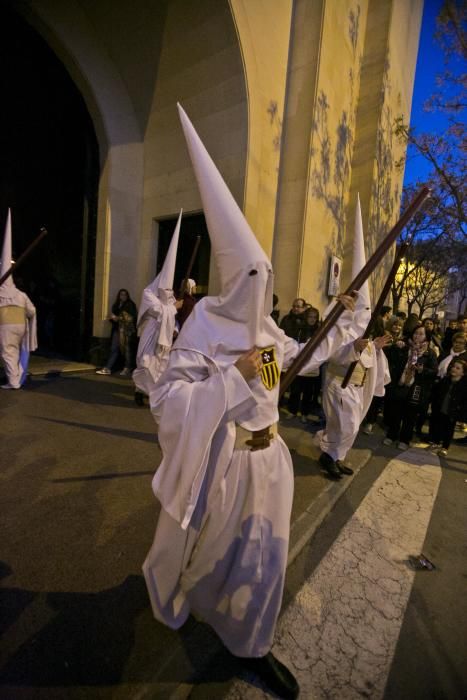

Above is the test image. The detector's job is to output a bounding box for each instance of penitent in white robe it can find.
[133,291,177,396]
[0,290,37,388]
[319,341,390,462]
[142,316,355,658]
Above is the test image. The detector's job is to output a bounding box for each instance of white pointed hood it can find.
[137,209,182,327]
[0,209,16,299]
[351,194,371,336]
[176,103,282,357]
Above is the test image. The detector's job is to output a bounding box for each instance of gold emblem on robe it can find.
[260,346,279,390]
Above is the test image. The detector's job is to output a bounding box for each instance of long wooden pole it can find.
[0,227,48,287]
[279,187,429,397]
[340,240,409,388]
[178,235,201,297]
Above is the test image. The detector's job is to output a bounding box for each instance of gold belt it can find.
[0,306,26,325]
[234,423,278,451]
[328,368,367,388]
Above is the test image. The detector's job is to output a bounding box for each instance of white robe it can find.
[0,290,37,388]
[143,316,355,657]
[319,341,390,461]
[132,292,177,395]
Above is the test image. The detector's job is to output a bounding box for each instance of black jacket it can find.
[384,343,438,406]
[431,376,467,422]
[280,313,309,342]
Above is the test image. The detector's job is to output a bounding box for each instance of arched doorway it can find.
[157,214,211,297]
[0,4,99,360]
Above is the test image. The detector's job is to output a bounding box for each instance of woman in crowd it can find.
[362,317,404,433]
[402,312,420,338]
[423,317,442,357]
[437,331,467,377]
[383,324,438,449]
[96,288,138,376]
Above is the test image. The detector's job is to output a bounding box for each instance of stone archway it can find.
[0,5,102,358]
[8,0,145,347]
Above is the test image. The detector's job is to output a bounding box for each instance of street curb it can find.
[28,358,96,377]
[288,446,372,566]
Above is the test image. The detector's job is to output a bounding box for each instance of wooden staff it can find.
[178,235,201,297]
[279,187,429,397]
[0,227,48,287]
[340,240,409,388]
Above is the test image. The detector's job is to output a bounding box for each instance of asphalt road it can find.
[1,372,466,699]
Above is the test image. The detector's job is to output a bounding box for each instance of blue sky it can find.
[403,0,461,185]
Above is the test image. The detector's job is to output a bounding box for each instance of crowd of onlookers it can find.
[91,286,467,458]
[274,296,467,457]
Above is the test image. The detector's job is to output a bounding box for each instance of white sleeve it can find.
[149,350,256,529]
[282,310,357,374]
[24,294,36,319]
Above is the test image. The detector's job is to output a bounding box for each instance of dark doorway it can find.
[157,213,211,296]
[0,5,99,360]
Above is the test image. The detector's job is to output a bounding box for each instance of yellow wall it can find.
[301,0,369,309]
[229,0,293,256]
[272,0,422,316]
[141,0,248,295]
[18,0,423,335]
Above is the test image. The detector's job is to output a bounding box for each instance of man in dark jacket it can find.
[280,298,309,417]
[279,298,308,341]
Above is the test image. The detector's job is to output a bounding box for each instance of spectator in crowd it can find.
[402,312,420,338]
[362,317,404,433]
[369,305,392,337]
[279,298,308,340]
[383,324,438,449]
[428,358,467,455]
[423,317,442,357]
[441,318,458,354]
[280,297,309,415]
[433,317,442,336]
[96,289,138,376]
[286,306,322,422]
[271,293,280,324]
[395,310,407,321]
[386,317,404,343]
[437,332,467,378]
[414,317,444,436]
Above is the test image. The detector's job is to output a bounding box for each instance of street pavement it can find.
[1,364,466,699]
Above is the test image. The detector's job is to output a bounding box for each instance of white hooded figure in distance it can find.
[132,211,183,397]
[142,105,358,698]
[0,211,37,389]
[318,195,390,478]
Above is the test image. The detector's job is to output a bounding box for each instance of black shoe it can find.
[319,452,342,480]
[335,460,353,475]
[240,652,299,699]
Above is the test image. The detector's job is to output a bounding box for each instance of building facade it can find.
[9,0,423,346]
